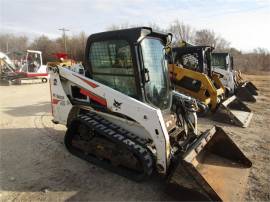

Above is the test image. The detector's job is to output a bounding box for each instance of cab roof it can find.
[87,27,170,44]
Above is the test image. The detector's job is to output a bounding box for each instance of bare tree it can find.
[215,37,230,51]
[194,29,230,51]
[0,34,28,54]
[68,32,87,62]
[29,35,60,63]
[147,23,165,32]
[1,22,269,74]
[229,47,270,73]
[194,29,216,46]
[168,20,194,46]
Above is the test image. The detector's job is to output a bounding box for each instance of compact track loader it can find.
[49,27,251,201]
[212,52,258,102]
[169,46,253,127]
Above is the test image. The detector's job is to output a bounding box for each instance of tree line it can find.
[0,21,269,73]
[0,32,87,64]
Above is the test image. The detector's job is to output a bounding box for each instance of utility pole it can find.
[59,28,69,53]
[6,41,9,53]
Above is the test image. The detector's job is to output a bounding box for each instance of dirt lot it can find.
[0,75,269,201]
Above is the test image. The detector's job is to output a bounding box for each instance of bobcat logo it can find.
[53,79,57,85]
[113,99,122,109]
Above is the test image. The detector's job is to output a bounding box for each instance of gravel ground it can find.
[0,75,269,201]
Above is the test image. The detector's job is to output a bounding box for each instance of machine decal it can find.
[80,88,107,107]
[24,73,48,77]
[53,79,57,85]
[113,99,122,109]
[52,98,61,105]
[73,74,99,88]
[52,93,64,100]
[60,101,66,106]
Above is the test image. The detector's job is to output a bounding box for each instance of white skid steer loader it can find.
[212,52,258,102]
[49,27,251,201]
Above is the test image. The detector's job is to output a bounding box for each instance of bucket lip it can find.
[183,126,218,162]
[183,126,252,167]
[236,85,257,102]
[221,95,237,106]
[241,112,253,128]
[217,96,253,127]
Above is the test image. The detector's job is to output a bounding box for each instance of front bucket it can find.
[214,95,253,127]
[235,84,256,102]
[244,81,258,95]
[166,126,252,201]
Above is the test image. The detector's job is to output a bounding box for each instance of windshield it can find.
[212,54,226,70]
[26,52,41,72]
[140,38,171,110]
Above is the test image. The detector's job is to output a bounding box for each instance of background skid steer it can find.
[49,27,251,201]
[235,70,258,96]
[169,46,253,127]
[212,52,258,102]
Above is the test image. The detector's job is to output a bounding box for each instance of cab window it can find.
[89,40,137,98]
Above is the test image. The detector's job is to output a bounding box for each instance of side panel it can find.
[50,67,170,173]
[49,70,73,124]
[213,68,235,93]
[169,64,224,110]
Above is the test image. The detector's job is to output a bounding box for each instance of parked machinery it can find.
[49,27,251,201]
[17,50,49,83]
[168,46,253,127]
[0,50,49,85]
[47,52,85,74]
[0,52,19,85]
[212,52,258,102]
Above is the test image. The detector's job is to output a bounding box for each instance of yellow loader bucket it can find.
[214,95,253,127]
[166,126,252,201]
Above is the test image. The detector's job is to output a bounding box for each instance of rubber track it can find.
[64,112,154,181]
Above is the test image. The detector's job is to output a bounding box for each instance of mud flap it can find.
[166,126,252,201]
[213,95,253,127]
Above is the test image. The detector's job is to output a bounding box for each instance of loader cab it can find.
[212,52,234,72]
[171,46,214,77]
[21,50,43,73]
[84,27,172,111]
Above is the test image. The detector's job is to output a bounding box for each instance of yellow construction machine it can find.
[168,45,253,127]
[46,52,77,68]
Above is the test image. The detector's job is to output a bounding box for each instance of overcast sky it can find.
[1,0,270,51]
